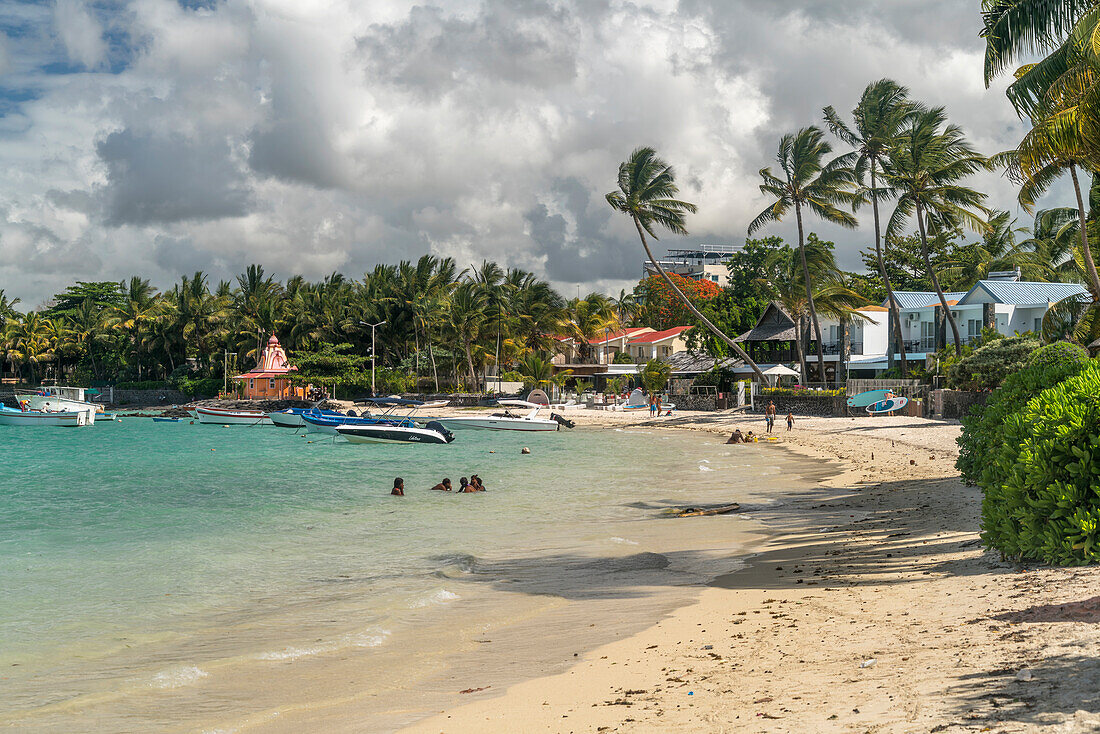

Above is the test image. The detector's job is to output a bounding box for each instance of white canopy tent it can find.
[760,363,800,386]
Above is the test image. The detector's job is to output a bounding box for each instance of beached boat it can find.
[431,400,567,432]
[0,404,89,427]
[16,387,101,424]
[195,406,271,425]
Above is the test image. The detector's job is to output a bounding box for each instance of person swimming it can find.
[469,475,486,491]
[457,477,474,493]
[391,477,405,496]
[430,478,452,491]
[725,429,744,444]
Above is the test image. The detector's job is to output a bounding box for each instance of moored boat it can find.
[268,407,345,428]
[16,387,101,424]
[335,420,454,444]
[195,406,271,425]
[430,400,567,432]
[0,405,89,427]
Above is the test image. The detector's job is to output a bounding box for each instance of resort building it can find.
[231,333,309,400]
[643,244,738,287]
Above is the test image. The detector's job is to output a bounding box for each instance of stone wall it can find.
[668,393,719,411]
[105,389,193,406]
[932,389,989,420]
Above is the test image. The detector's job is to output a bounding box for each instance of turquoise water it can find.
[0,419,791,732]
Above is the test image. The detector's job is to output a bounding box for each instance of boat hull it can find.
[18,395,98,424]
[0,407,88,427]
[335,425,454,444]
[432,417,558,431]
[195,407,270,425]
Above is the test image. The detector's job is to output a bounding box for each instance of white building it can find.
[643,244,738,286]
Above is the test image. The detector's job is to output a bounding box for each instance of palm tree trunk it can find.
[794,202,826,383]
[631,216,766,381]
[465,341,476,391]
[427,328,440,393]
[1069,165,1100,300]
[916,203,963,355]
[871,163,908,376]
[795,317,808,382]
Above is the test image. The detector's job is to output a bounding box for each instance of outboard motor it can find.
[550,412,575,430]
[426,420,456,443]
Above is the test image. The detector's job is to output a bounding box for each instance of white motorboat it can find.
[16,387,101,424]
[330,398,455,444]
[0,404,89,427]
[431,400,569,432]
[195,406,271,425]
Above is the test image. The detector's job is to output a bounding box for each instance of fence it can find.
[932,389,989,420]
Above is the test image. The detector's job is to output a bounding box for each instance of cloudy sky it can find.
[0,0,1034,307]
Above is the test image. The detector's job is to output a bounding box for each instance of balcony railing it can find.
[822,342,864,355]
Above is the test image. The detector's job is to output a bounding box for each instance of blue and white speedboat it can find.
[267,406,345,428]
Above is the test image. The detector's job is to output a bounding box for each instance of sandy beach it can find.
[393,408,1100,733]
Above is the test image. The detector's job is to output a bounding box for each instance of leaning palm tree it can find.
[0,289,21,327]
[749,127,859,383]
[824,79,917,375]
[883,108,991,356]
[607,146,765,381]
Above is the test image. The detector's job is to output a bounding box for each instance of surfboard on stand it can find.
[847,389,895,408]
[866,396,908,414]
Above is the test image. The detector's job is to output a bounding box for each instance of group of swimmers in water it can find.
[390,475,486,496]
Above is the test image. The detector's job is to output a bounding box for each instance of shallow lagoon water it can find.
[0,419,805,732]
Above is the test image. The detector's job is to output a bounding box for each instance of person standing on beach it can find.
[786,411,794,431]
[655,395,662,416]
[649,394,657,417]
[765,401,776,434]
[391,478,405,496]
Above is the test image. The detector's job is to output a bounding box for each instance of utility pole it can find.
[360,321,386,395]
[223,350,237,396]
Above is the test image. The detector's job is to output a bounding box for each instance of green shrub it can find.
[1027,341,1088,369]
[176,376,223,397]
[114,380,170,391]
[957,357,1090,484]
[979,362,1100,565]
[946,334,1040,391]
[613,351,635,364]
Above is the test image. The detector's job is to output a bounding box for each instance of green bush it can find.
[613,351,635,364]
[979,362,1100,565]
[114,380,170,391]
[957,357,1090,484]
[1027,341,1089,369]
[946,334,1040,391]
[177,376,223,397]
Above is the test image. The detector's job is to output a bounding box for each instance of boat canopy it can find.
[497,399,543,409]
[360,397,425,407]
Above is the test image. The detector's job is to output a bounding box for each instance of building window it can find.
[1034,317,1043,334]
[967,319,981,341]
[269,378,276,390]
[249,379,254,390]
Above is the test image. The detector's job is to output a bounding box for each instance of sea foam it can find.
[410,589,460,608]
[150,665,209,689]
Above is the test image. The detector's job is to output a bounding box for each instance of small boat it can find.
[331,398,455,444]
[0,404,89,427]
[621,388,676,412]
[152,416,180,423]
[431,400,567,432]
[195,406,271,425]
[16,387,101,424]
[335,420,454,444]
[268,407,345,428]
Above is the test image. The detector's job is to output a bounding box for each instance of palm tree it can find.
[8,313,55,384]
[446,281,488,389]
[749,127,859,382]
[607,146,766,381]
[883,108,991,355]
[0,289,20,327]
[824,79,917,375]
[565,293,615,363]
[612,288,639,327]
[757,240,869,381]
[940,210,1053,289]
[640,358,672,398]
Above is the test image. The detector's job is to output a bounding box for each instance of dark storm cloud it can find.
[95,129,252,226]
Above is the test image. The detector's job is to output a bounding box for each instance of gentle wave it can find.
[257,629,389,661]
[608,537,639,545]
[149,665,209,689]
[698,465,714,472]
[410,589,460,608]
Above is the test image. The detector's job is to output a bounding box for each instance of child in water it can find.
[391,478,405,496]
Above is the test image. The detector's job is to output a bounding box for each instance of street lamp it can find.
[359,320,386,395]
